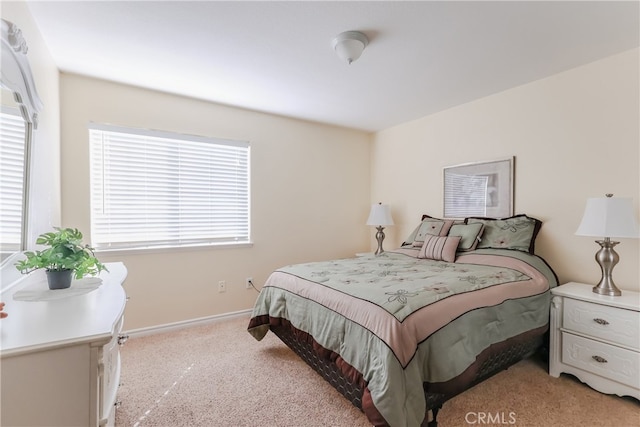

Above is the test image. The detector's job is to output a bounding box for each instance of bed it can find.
[248,214,558,427]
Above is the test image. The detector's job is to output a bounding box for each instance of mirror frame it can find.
[1,18,43,252]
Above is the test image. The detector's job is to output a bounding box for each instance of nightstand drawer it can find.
[562,332,640,389]
[563,298,640,349]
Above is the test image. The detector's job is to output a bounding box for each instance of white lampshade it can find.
[367,203,394,227]
[332,31,368,64]
[576,196,639,238]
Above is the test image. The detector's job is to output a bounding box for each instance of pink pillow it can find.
[418,235,461,263]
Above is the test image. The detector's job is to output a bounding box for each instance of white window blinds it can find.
[89,124,250,250]
[0,108,26,254]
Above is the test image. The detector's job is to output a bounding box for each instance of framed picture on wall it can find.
[443,157,514,218]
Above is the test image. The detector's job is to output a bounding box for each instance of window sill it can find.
[95,241,254,257]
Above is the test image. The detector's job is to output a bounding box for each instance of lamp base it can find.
[592,239,622,297]
[592,285,621,297]
[374,226,386,256]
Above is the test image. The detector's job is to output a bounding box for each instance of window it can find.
[89,124,250,251]
[0,108,26,255]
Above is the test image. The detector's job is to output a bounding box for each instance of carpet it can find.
[115,316,639,427]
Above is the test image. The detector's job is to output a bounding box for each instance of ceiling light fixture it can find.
[332,31,368,65]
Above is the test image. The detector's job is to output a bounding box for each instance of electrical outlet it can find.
[218,280,226,293]
[245,277,253,289]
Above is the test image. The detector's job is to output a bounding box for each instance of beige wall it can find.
[60,74,372,330]
[372,48,640,292]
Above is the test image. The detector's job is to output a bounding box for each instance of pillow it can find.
[466,214,542,253]
[412,220,455,246]
[404,216,455,247]
[448,223,484,251]
[417,235,461,263]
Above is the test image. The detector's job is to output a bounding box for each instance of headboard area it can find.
[404,213,543,255]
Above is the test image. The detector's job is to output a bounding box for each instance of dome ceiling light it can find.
[332,31,368,65]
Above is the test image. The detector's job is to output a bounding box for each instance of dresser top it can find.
[0,262,127,357]
[552,282,640,312]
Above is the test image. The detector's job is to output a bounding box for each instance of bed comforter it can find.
[248,248,557,427]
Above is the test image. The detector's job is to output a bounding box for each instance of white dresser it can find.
[0,262,128,427]
[549,282,640,399]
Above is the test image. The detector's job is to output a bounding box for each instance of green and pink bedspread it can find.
[248,249,557,427]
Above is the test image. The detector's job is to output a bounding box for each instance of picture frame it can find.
[443,157,514,218]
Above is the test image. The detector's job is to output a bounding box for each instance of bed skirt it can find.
[269,318,546,426]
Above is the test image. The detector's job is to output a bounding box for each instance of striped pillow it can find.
[418,235,461,263]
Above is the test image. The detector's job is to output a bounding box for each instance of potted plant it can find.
[15,227,107,290]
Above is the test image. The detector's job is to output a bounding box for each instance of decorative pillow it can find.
[466,214,542,253]
[412,220,455,246]
[417,235,461,263]
[404,216,455,247]
[448,223,484,251]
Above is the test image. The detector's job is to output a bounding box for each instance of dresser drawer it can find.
[100,315,125,426]
[562,332,640,389]
[563,298,640,349]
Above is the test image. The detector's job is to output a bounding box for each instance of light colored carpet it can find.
[115,316,639,427]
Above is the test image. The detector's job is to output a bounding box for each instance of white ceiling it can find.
[26,1,639,132]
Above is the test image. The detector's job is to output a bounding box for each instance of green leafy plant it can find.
[15,227,107,279]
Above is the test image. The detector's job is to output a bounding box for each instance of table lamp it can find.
[575,194,639,296]
[366,202,394,256]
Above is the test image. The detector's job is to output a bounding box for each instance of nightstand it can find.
[549,282,640,399]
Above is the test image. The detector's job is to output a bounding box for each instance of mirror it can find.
[0,88,27,259]
[0,19,43,263]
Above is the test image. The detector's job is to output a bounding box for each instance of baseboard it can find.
[125,308,253,338]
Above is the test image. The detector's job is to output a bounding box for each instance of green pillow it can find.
[466,215,542,253]
[448,223,484,251]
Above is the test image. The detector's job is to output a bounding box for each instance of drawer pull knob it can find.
[593,318,609,326]
[592,355,608,364]
[118,334,129,345]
